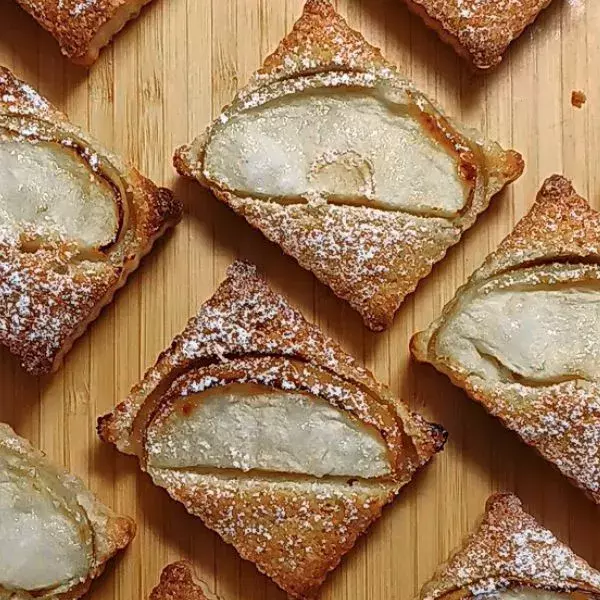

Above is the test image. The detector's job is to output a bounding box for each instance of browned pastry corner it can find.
[0,66,182,375]
[150,562,219,600]
[14,0,154,65]
[0,422,135,599]
[412,175,600,503]
[420,493,600,600]
[402,0,553,70]
[99,260,447,598]
[173,0,523,332]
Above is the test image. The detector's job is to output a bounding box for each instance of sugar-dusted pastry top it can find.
[402,0,553,69]
[174,0,523,331]
[99,260,446,598]
[0,66,182,374]
[420,493,600,600]
[412,175,600,503]
[149,562,218,600]
[14,0,155,65]
[0,423,135,599]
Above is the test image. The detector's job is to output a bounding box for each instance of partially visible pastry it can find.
[412,175,600,502]
[99,260,447,598]
[0,66,182,374]
[402,0,553,70]
[14,0,155,65]
[150,562,218,600]
[420,493,600,600]
[174,0,523,331]
[0,422,135,599]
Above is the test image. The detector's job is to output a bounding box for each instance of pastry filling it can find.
[435,283,600,385]
[475,588,574,600]
[203,87,472,217]
[0,448,91,593]
[146,384,392,478]
[0,132,119,249]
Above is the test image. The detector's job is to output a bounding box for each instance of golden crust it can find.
[173,0,523,331]
[149,562,217,600]
[153,472,395,599]
[402,0,554,70]
[98,260,446,598]
[420,493,600,600]
[411,175,600,503]
[0,422,136,599]
[14,0,154,65]
[0,66,182,375]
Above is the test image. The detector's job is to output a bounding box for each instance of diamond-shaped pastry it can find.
[174,0,523,331]
[0,66,182,374]
[99,261,446,598]
[420,493,600,600]
[0,423,135,599]
[412,176,600,502]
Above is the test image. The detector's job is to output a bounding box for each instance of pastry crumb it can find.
[571,90,587,108]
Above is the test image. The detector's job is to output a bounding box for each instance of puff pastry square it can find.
[412,175,600,502]
[420,493,600,600]
[150,562,217,600]
[0,67,182,375]
[174,0,524,332]
[0,422,135,599]
[14,0,154,65]
[99,260,447,598]
[402,0,553,70]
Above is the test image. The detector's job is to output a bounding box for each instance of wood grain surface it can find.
[0,0,598,599]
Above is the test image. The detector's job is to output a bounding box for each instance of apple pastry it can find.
[420,493,600,600]
[0,423,135,599]
[0,66,182,374]
[99,261,447,598]
[174,0,524,331]
[412,176,600,502]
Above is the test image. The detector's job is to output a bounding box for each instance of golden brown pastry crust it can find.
[149,562,217,600]
[14,0,154,65]
[402,0,553,70]
[173,0,523,332]
[0,66,182,375]
[412,175,600,503]
[420,493,600,600]
[0,422,135,599]
[99,260,446,598]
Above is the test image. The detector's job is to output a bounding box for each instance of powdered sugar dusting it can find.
[230,197,461,330]
[421,494,600,600]
[15,0,136,61]
[176,0,521,330]
[409,0,552,69]
[0,66,180,374]
[418,176,600,502]
[148,466,395,595]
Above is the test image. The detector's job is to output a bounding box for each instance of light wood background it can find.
[1,0,599,598]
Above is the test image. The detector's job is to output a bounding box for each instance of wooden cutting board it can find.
[0,0,598,599]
